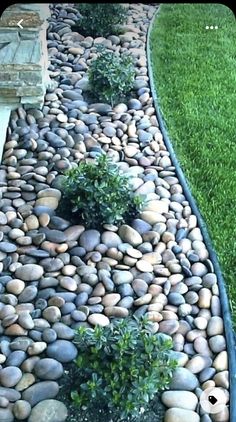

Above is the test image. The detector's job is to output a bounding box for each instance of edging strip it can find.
[146,6,236,421]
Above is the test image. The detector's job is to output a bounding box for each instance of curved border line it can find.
[147,6,236,421]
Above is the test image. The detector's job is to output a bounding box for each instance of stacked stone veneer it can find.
[0,3,50,109]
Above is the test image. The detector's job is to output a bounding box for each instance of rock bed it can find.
[0,3,230,422]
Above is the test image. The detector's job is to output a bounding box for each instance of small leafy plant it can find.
[76,3,127,38]
[89,47,135,106]
[72,316,177,420]
[58,154,144,229]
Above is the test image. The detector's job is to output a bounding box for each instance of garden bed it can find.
[0,3,231,422]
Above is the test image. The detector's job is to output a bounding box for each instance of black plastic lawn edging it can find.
[146,6,236,421]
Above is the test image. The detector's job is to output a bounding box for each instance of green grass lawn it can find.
[150,4,236,324]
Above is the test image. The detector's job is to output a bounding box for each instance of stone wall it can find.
[0,3,51,109]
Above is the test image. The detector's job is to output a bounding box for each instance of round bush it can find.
[88,47,135,106]
[57,154,145,229]
[76,3,127,38]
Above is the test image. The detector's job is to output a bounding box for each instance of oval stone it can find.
[0,367,22,388]
[34,359,63,380]
[46,340,78,363]
[15,265,43,281]
[22,381,59,407]
[28,399,68,422]
[162,390,198,410]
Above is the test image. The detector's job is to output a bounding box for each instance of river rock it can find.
[79,230,101,251]
[118,225,142,246]
[13,400,31,420]
[164,408,200,422]
[46,340,78,362]
[28,399,68,422]
[162,390,198,410]
[0,367,22,387]
[169,368,199,390]
[34,358,63,380]
[15,265,44,281]
[22,381,59,406]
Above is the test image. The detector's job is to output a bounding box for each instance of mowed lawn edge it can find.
[150,4,236,324]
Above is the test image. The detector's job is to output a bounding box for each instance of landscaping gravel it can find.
[0,2,229,422]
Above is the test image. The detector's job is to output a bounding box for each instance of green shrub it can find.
[72,316,177,420]
[58,154,145,229]
[89,47,135,106]
[76,3,127,38]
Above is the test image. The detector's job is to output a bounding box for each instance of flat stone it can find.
[28,399,68,422]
